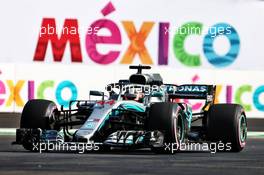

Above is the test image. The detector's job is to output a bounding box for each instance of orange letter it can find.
[6,80,25,107]
[215,85,222,104]
[121,21,154,64]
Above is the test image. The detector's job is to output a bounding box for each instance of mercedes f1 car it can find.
[14,65,247,153]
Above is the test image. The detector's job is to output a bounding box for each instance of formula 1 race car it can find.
[14,65,247,153]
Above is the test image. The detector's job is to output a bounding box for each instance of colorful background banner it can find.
[0,0,263,117]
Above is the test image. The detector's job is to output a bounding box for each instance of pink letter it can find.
[86,19,121,64]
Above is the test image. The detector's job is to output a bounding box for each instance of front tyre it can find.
[147,103,185,154]
[20,99,58,151]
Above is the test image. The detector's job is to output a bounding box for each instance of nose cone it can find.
[74,129,93,142]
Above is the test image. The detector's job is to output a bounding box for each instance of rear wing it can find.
[164,84,216,102]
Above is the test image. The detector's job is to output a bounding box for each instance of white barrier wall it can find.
[0,0,264,117]
[0,63,264,118]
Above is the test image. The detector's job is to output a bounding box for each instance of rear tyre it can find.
[20,99,58,151]
[207,104,247,152]
[147,103,185,154]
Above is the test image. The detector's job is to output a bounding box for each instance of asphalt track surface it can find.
[0,136,263,175]
[0,113,264,175]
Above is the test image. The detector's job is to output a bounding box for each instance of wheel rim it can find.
[239,114,247,143]
[173,114,184,143]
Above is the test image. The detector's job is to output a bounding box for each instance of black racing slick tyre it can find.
[147,102,185,154]
[20,99,58,151]
[20,99,58,129]
[207,104,247,152]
